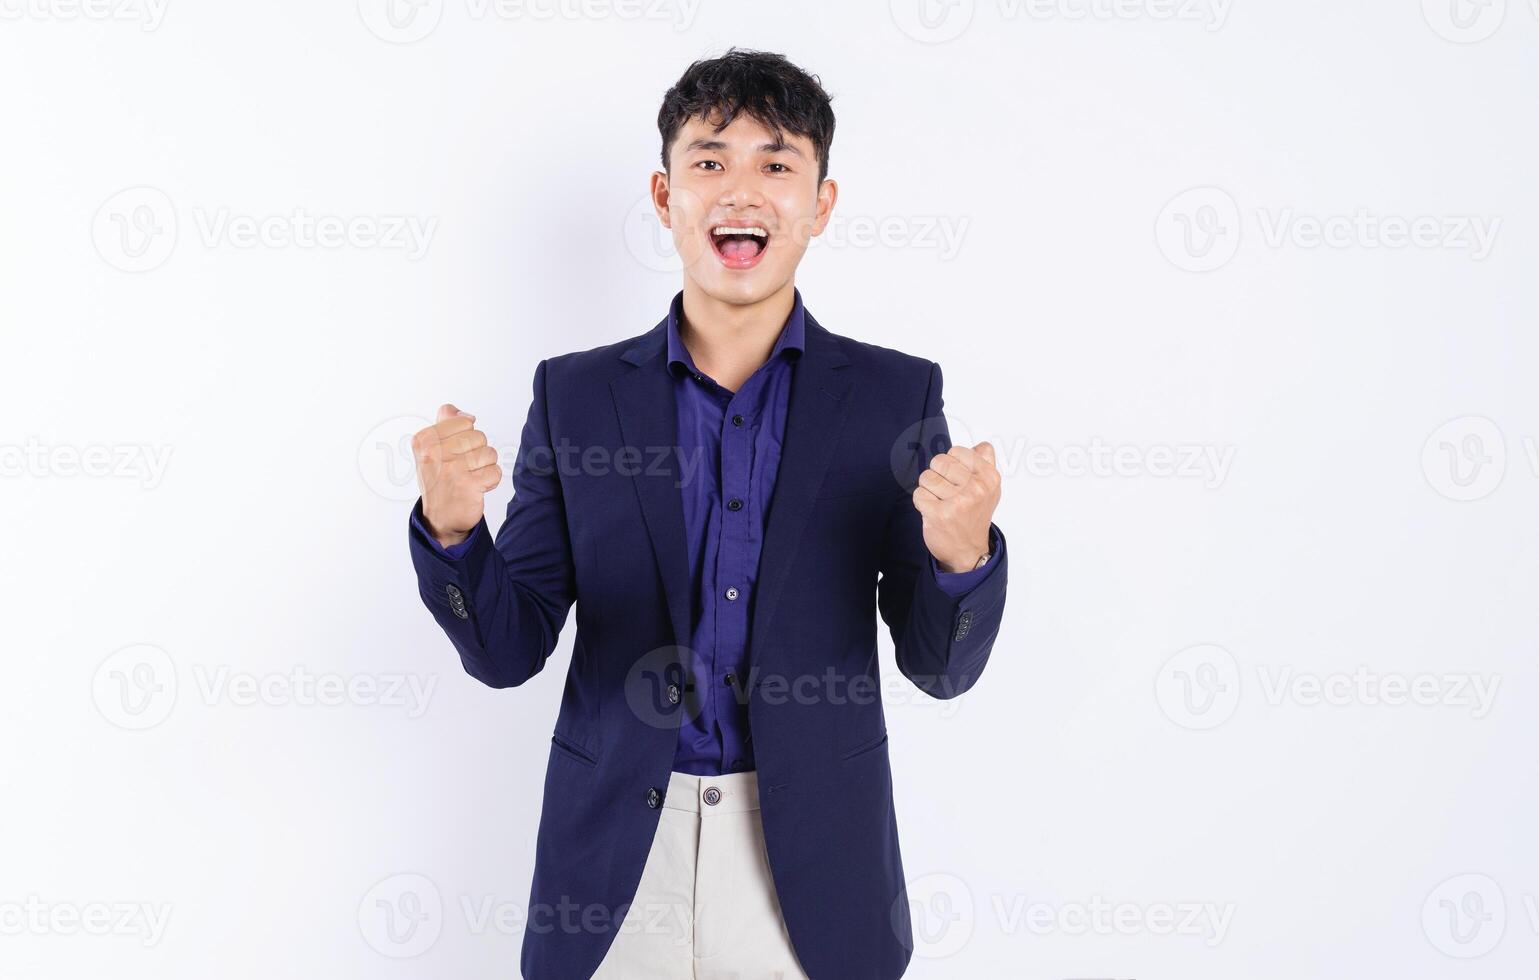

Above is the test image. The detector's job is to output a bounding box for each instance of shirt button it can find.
[732,414,744,427]
[724,673,735,687]
[726,498,743,511]
[667,683,680,705]
[703,786,722,807]
[646,787,662,809]
[730,759,746,772]
[725,587,739,601]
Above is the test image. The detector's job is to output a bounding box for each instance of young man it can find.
[409,49,1008,980]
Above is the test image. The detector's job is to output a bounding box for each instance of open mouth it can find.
[710,224,770,270]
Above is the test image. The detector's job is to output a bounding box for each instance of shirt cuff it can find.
[411,504,478,560]
[929,525,1002,598]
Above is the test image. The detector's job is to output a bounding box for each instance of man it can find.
[408,49,1008,979]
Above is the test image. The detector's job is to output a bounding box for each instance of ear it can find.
[650,171,672,229]
[809,177,839,237]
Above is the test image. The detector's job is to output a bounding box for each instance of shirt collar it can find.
[665,288,806,379]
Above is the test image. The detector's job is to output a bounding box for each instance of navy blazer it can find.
[408,308,1009,979]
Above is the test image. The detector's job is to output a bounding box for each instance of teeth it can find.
[711,226,768,238]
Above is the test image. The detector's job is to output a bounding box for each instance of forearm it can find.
[408,504,568,688]
[885,522,1009,699]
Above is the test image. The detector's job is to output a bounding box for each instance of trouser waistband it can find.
[662,769,760,815]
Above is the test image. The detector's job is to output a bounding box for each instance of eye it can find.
[695,160,723,172]
[766,162,791,174]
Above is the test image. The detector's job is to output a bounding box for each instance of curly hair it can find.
[658,48,836,183]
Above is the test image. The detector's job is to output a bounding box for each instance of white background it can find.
[3,1,1537,977]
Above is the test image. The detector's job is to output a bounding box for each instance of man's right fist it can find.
[413,403,503,548]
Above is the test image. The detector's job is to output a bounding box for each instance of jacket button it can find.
[646,787,661,809]
[667,683,680,705]
[446,584,468,620]
[954,610,973,641]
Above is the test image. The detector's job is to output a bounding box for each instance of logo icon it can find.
[1156,187,1242,272]
[890,413,977,492]
[896,872,974,958]
[1421,416,1505,502]
[358,0,444,43]
[358,873,443,958]
[1422,0,1505,43]
[1422,873,1504,957]
[890,0,975,43]
[93,644,177,730]
[92,187,177,273]
[622,192,681,273]
[625,645,704,730]
[359,415,434,502]
[1156,643,1241,730]
[621,187,719,275]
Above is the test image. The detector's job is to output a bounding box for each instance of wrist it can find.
[937,540,990,574]
[422,511,470,549]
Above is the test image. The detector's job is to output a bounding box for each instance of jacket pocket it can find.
[550,732,598,768]
[838,729,889,762]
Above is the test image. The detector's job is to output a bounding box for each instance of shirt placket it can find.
[715,379,758,773]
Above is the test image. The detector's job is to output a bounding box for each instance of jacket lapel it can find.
[610,320,694,653]
[747,313,854,667]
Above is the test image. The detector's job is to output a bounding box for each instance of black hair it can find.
[658,48,835,184]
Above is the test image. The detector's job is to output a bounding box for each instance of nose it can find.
[716,174,765,211]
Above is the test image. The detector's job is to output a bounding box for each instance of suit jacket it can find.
[408,308,1009,979]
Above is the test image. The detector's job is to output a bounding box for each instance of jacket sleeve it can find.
[406,358,576,688]
[877,360,1009,700]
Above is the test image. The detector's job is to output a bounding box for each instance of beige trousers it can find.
[592,769,810,979]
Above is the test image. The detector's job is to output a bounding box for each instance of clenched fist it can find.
[413,403,503,548]
[914,441,1001,573]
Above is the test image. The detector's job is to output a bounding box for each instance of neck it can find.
[678,279,796,392]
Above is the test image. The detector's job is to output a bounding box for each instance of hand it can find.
[413,403,502,548]
[913,441,1001,573]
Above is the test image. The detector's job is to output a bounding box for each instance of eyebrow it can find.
[684,137,805,159]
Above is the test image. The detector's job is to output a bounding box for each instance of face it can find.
[652,112,837,307]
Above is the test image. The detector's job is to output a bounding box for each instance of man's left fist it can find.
[913,441,1002,573]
